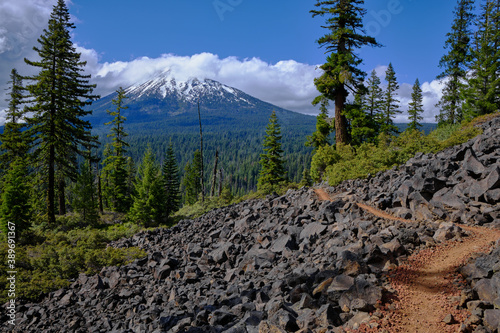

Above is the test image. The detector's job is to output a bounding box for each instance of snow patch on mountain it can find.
[124,71,254,106]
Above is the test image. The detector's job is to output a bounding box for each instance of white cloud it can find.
[373,65,388,78]
[0,0,56,123]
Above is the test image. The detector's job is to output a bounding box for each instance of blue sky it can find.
[0,0,469,122]
[71,0,454,84]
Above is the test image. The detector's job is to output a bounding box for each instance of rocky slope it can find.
[2,116,500,333]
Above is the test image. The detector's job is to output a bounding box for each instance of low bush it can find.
[321,118,487,187]
[0,222,147,303]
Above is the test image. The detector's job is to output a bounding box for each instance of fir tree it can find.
[183,150,203,205]
[0,158,31,241]
[258,111,286,193]
[101,144,113,210]
[365,70,384,131]
[436,0,475,125]
[407,78,424,131]
[344,90,376,145]
[24,0,99,224]
[381,63,401,136]
[464,0,500,117]
[129,147,164,226]
[299,168,313,188]
[103,87,130,212]
[311,0,380,145]
[0,69,28,172]
[162,142,181,218]
[306,98,332,150]
[126,156,136,200]
[73,160,99,225]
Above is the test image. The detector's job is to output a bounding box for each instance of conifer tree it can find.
[183,150,203,205]
[311,0,380,145]
[0,69,32,239]
[436,0,475,125]
[365,70,384,129]
[0,159,31,241]
[344,90,376,145]
[126,156,136,199]
[129,147,164,226]
[464,0,500,117]
[24,0,99,224]
[258,111,286,193]
[101,144,113,210]
[306,99,332,150]
[162,142,181,218]
[103,87,130,212]
[381,63,401,136]
[299,168,313,188]
[408,79,424,131]
[0,69,28,172]
[73,160,99,225]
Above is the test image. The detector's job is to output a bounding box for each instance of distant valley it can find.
[87,72,317,194]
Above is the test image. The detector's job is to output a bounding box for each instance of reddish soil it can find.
[314,188,500,333]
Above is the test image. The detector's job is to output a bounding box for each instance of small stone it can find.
[443,313,455,324]
[313,277,333,296]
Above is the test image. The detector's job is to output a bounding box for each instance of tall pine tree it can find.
[381,63,401,136]
[103,87,130,212]
[407,78,424,131]
[0,69,32,240]
[0,69,28,172]
[311,0,380,145]
[183,150,203,205]
[258,111,286,193]
[464,0,500,117]
[436,0,475,125]
[24,0,99,224]
[365,70,384,132]
[162,142,181,218]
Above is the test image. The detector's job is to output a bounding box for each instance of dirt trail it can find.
[314,188,500,333]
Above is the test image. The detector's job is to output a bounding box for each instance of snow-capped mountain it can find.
[87,71,315,132]
[124,71,254,107]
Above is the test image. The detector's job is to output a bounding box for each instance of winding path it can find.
[314,188,500,333]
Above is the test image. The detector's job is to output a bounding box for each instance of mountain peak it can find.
[124,71,250,105]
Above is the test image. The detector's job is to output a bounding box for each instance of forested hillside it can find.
[93,126,315,197]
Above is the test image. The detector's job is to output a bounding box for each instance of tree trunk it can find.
[198,100,204,203]
[334,90,349,145]
[210,149,219,197]
[58,177,66,215]
[98,173,104,214]
[218,168,224,197]
[48,55,57,224]
[47,145,56,224]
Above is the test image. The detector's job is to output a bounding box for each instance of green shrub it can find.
[439,125,481,149]
[0,223,147,304]
[310,144,339,182]
[318,117,488,187]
